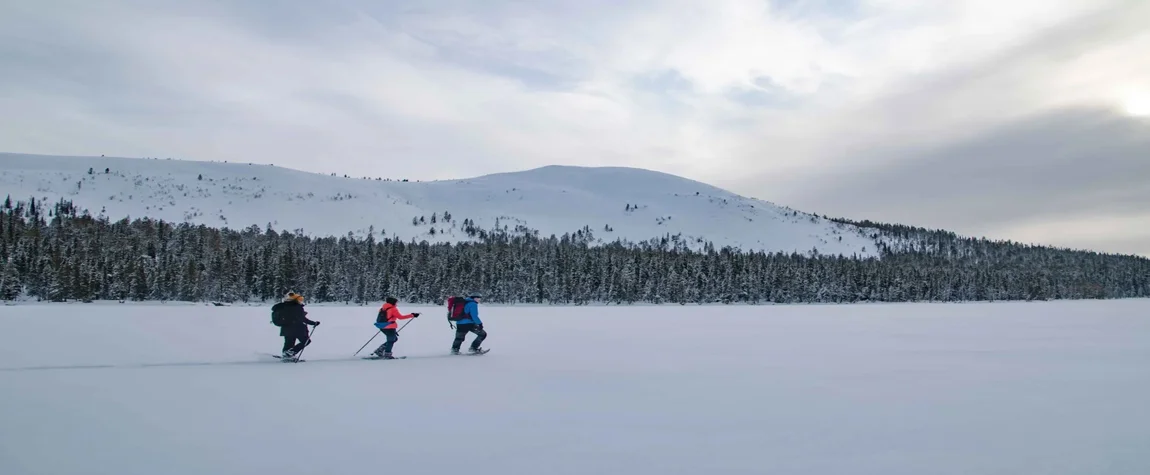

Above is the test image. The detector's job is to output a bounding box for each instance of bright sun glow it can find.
[1124,92,1150,117]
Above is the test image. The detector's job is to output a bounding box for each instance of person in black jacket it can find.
[272,292,319,360]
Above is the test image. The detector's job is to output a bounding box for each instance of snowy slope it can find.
[3,300,1149,475]
[0,152,879,256]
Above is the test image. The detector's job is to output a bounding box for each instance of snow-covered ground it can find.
[3,300,1148,475]
[0,152,878,256]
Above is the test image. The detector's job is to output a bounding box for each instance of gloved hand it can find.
[311,321,321,326]
[412,313,421,318]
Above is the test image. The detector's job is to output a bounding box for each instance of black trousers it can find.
[282,328,311,353]
[453,323,486,350]
[375,329,399,354]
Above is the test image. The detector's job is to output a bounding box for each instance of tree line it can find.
[1,196,1147,304]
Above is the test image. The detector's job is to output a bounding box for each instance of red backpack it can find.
[446,296,470,321]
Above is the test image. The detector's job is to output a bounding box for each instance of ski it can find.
[267,354,306,363]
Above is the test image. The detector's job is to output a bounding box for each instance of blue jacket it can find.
[455,299,482,325]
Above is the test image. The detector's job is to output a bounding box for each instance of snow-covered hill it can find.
[0,152,880,256]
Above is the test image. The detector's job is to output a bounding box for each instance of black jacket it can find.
[272,300,316,336]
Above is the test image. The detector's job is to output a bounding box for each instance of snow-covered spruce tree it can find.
[0,258,22,300]
[1,197,1149,304]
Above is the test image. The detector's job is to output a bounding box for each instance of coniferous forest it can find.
[1,197,1148,304]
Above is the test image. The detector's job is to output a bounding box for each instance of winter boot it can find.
[381,352,397,359]
[450,348,461,355]
[281,350,299,362]
[468,347,487,355]
[372,347,386,358]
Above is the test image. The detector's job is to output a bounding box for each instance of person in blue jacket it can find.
[451,293,488,355]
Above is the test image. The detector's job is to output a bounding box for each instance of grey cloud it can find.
[205,1,597,91]
[725,76,804,109]
[0,1,512,174]
[419,47,579,91]
[770,0,864,27]
[0,12,126,97]
[868,0,1148,125]
[781,108,1149,228]
[348,0,607,90]
[1074,235,1150,259]
[724,0,1150,256]
[0,2,214,127]
[631,69,694,94]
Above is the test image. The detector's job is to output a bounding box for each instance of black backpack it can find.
[271,305,289,326]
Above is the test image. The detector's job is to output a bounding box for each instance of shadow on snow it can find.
[0,352,472,372]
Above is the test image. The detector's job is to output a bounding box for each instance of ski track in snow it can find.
[2,299,1149,475]
[0,152,879,256]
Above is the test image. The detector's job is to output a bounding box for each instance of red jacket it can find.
[377,303,415,330]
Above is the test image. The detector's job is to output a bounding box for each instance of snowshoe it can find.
[363,351,407,360]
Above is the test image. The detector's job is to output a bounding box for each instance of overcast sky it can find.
[2,0,1148,256]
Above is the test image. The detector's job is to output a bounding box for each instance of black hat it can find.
[385,296,398,304]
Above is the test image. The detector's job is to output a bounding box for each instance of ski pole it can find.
[294,324,318,361]
[354,330,381,356]
[354,316,417,356]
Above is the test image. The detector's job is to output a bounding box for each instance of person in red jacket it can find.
[372,296,419,359]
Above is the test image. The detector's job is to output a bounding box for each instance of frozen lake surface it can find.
[2,299,1148,474]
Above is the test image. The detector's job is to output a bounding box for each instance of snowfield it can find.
[0,152,879,256]
[2,300,1149,475]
